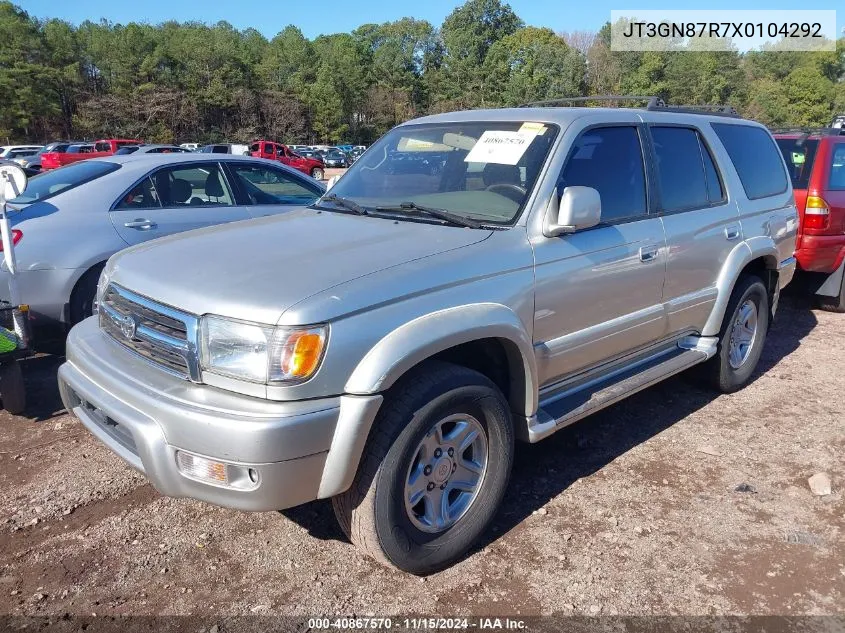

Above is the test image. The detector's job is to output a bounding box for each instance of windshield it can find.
[324,121,558,225]
[9,160,120,204]
[776,138,819,190]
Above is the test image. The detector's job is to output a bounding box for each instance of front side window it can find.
[149,163,234,208]
[10,160,120,204]
[325,121,559,225]
[712,123,788,199]
[94,142,111,152]
[230,164,321,205]
[559,126,647,222]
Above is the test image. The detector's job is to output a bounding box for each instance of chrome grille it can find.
[99,284,200,381]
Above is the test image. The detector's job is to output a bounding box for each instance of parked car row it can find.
[2,155,325,333]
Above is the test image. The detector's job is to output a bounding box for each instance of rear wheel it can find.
[310,167,324,181]
[332,361,514,575]
[817,271,845,313]
[705,275,770,393]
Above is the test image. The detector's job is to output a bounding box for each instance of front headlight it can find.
[94,267,110,314]
[200,315,327,384]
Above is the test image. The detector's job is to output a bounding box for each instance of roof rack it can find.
[650,103,740,118]
[519,95,665,109]
[519,95,741,118]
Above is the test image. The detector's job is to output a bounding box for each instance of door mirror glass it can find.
[544,186,601,237]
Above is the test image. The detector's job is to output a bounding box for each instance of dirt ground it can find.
[0,291,842,619]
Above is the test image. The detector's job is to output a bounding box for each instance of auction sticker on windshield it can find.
[464,129,536,165]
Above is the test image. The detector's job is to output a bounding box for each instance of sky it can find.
[16,0,844,40]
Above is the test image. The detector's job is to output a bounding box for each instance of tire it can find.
[817,272,845,313]
[310,167,324,181]
[0,361,26,415]
[332,361,514,575]
[69,263,105,325]
[705,275,770,393]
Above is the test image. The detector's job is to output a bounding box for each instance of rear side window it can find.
[830,144,845,190]
[559,126,647,222]
[651,127,725,212]
[9,161,120,204]
[712,124,788,199]
[212,145,229,154]
[775,138,819,189]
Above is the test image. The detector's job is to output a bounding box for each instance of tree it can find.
[439,0,523,107]
[483,27,584,106]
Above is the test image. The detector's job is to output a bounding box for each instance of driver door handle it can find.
[124,218,157,230]
[639,245,660,262]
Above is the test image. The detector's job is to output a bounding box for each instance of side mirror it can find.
[543,186,602,237]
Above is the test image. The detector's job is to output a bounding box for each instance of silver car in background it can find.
[2,154,325,332]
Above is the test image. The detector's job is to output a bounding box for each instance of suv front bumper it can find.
[59,317,380,511]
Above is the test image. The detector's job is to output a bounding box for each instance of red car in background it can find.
[249,140,325,180]
[774,128,845,311]
[41,138,142,170]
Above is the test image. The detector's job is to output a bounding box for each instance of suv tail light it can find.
[0,230,22,252]
[804,196,831,231]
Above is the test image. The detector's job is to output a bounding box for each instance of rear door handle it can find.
[124,218,157,230]
[725,224,741,241]
[639,245,660,262]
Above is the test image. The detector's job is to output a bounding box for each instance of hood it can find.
[107,208,492,325]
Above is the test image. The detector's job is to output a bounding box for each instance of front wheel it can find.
[310,167,324,181]
[705,275,770,393]
[332,361,514,575]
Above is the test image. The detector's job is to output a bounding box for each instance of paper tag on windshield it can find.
[464,131,534,165]
[791,151,805,165]
[519,122,546,135]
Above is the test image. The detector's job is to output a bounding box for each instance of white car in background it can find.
[0,145,43,159]
[180,143,200,151]
[2,153,325,334]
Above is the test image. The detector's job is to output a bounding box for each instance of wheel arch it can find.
[703,240,780,336]
[344,303,538,418]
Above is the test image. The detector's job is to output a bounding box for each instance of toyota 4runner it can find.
[59,100,798,574]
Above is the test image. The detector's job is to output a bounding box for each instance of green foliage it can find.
[0,1,843,144]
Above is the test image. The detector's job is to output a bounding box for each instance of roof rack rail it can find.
[519,95,665,109]
[647,103,740,117]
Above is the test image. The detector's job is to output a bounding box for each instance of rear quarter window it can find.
[829,144,845,191]
[712,123,789,200]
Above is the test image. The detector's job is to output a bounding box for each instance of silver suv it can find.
[59,102,798,574]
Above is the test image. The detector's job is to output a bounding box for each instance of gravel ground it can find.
[0,292,842,618]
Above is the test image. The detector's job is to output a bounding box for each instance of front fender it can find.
[344,302,538,417]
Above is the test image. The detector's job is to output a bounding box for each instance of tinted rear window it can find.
[9,161,120,204]
[830,144,845,191]
[775,138,818,190]
[712,124,788,199]
[651,127,710,212]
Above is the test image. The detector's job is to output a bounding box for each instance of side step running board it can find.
[526,339,716,443]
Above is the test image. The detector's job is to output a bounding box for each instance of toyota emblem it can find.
[119,313,137,339]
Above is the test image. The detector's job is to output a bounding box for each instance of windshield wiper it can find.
[375,201,483,229]
[316,193,368,215]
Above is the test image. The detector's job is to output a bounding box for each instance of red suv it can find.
[774,128,845,311]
